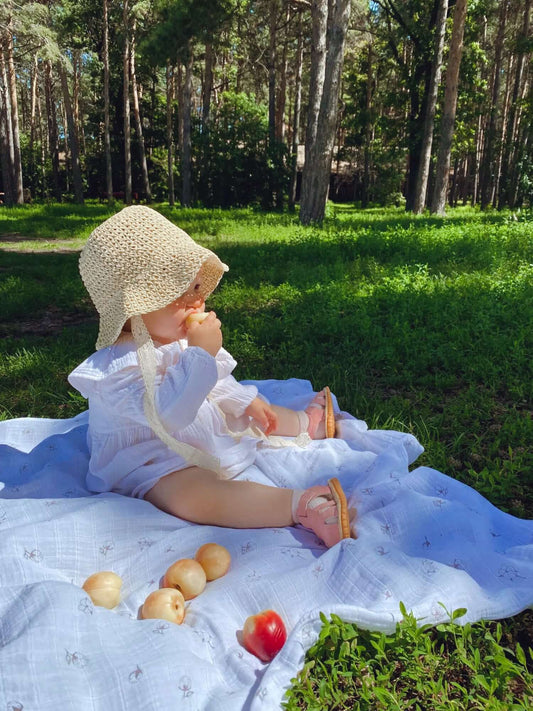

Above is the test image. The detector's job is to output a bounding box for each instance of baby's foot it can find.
[293,478,352,547]
[305,387,336,439]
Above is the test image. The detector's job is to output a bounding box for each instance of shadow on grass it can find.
[1,243,531,514]
[0,203,119,241]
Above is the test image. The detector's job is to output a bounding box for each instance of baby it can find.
[69,206,352,547]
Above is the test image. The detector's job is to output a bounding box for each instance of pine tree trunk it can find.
[498,0,531,209]
[29,55,39,191]
[304,0,328,154]
[130,26,151,202]
[361,41,374,209]
[103,0,113,202]
[0,45,15,205]
[44,60,61,201]
[166,64,175,207]
[176,64,183,157]
[289,14,304,210]
[181,48,194,207]
[412,0,448,214]
[0,50,14,206]
[431,0,468,215]
[493,51,514,207]
[123,0,132,204]
[203,41,214,129]
[300,0,351,225]
[36,70,46,199]
[275,2,290,142]
[4,25,24,203]
[480,0,509,210]
[268,0,278,147]
[200,42,215,199]
[58,61,84,204]
[471,113,482,206]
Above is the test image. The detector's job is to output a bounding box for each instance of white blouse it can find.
[68,335,259,498]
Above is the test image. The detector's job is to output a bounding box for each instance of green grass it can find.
[1,202,532,707]
[283,606,533,710]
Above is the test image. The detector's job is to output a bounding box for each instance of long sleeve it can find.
[71,345,219,434]
[209,375,258,417]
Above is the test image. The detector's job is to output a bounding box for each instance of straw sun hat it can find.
[79,206,229,473]
[80,205,228,350]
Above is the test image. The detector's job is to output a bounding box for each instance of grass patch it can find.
[1,202,532,707]
[283,606,533,710]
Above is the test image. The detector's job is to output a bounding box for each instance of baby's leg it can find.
[144,466,293,528]
[269,398,327,439]
[268,404,302,437]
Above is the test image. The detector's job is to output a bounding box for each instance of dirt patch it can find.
[0,305,97,337]
[0,233,81,252]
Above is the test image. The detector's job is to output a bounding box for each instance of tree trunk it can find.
[181,48,194,207]
[58,61,84,203]
[289,13,304,210]
[0,50,14,206]
[73,50,85,155]
[166,64,175,207]
[44,60,61,201]
[0,45,15,205]
[361,41,375,209]
[276,2,290,141]
[412,0,448,214]
[200,41,215,198]
[30,55,39,181]
[4,25,24,203]
[123,0,132,204]
[268,0,279,147]
[431,0,468,215]
[493,51,514,207]
[130,25,151,202]
[103,0,113,202]
[480,0,509,210]
[203,41,214,129]
[471,112,482,206]
[498,0,531,209]
[405,59,431,211]
[36,68,46,199]
[304,0,328,154]
[300,0,351,224]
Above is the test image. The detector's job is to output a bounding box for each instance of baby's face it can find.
[142,271,205,344]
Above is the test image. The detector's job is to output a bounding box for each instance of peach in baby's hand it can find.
[185,312,209,328]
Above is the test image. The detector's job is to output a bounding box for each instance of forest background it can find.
[1,2,533,705]
[2,0,533,222]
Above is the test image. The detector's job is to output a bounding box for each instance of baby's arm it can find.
[246,402,303,437]
[95,347,219,433]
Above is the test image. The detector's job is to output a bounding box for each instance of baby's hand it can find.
[245,398,278,435]
[186,311,222,357]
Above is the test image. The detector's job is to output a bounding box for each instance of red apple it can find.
[242,609,287,662]
[163,558,206,600]
[141,588,185,624]
[195,543,231,581]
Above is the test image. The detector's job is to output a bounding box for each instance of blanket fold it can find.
[0,379,531,711]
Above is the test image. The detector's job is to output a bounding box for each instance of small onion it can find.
[141,588,186,625]
[82,571,122,609]
[195,543,231,581]
[163,558,206,600]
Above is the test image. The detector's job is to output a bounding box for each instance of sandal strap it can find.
[295,485,331,523]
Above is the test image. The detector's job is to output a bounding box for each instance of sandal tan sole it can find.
[328,477,352,541]
[324,386,336,438]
